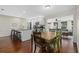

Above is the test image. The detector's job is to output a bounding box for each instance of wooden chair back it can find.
[32,34,47,53]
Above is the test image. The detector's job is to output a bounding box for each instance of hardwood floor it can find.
[0,36,76,53]
[61,39,76,53]
[0,36,31,53]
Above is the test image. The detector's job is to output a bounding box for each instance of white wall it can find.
[0,15,26,37]
[19,18,27,29]
[77,17,79,52]
[75,6,79,52]
[66,6,79,52]
[0,15,44,37]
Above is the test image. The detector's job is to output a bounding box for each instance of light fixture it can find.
[44,5,51,9]
[0,8,5,12]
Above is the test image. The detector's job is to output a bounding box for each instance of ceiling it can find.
[0,5,75,18]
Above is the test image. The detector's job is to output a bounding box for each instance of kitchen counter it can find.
[12,29,32,41]
[20,29,32,41]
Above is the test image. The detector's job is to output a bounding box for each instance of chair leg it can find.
[34,44,36,53]
[31,35,33,52]
[11,30,13,40]
[41,46,46,53]
[31,39,33,52]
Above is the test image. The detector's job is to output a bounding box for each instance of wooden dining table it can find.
[32,31,62,52]
[40,32,56,40]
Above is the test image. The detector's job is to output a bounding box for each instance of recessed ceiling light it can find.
[1,8,4,11]
[44,5,51,9]
[0,8,5,12]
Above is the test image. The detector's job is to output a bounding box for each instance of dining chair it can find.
[16,31,21,41]
[11,30,15,40]
[33,31,41,37]
[11,30,21,41]
[32,34,47,53]
[31,34,33,52]
[48,32,62,53]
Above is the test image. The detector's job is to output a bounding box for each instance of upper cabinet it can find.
[46,15,73,32]
[61,21,67,30]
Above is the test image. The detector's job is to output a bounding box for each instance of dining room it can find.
[0,5,78,53]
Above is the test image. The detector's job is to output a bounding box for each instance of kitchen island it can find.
[11,29,32,41]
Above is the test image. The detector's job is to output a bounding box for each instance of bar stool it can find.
[11,30,15,40]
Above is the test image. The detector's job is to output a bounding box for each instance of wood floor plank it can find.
[0,36,76,53]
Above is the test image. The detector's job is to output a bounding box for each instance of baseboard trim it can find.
[0,36,10,38]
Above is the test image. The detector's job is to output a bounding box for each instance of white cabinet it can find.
[17,29,32,41]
